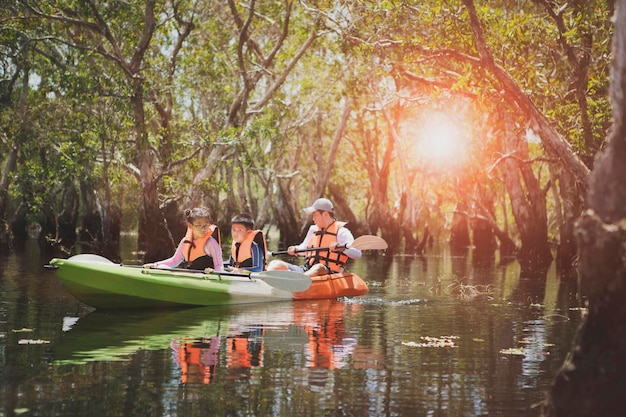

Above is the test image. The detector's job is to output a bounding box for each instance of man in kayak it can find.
[267,198,361,276]
[143,206,224,271]
[225,213,267,273]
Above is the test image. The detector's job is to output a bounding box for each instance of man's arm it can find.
[337,228,362,259]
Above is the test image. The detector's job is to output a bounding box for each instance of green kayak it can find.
[48,254,311,309]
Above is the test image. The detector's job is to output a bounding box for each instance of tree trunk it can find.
[273,177,304,249]
[78,182,102,247]
[162,199,187,244]
[502,129,552,266]
[56,182,79,250]
[462,0,590,195]
[357,111,397,249]
[471,185,497,257]
[328,182,364,236]
[0,147,18,253]
[313,101,352,198]
[542,1,626,415]
[9,204,28,249]
[0,66,28,253]
[553,166,583,275]
[139,173,175,263]
[99,203,121,262]
[450,201,471,249]
[97,137,122,261]
[77,181,122,262]
[129,59,174,262]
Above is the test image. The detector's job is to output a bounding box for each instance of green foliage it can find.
[0,0,614,253]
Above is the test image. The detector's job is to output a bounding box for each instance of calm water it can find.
[0,239,582,417]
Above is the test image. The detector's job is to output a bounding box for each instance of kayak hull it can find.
[293,272,369,300]
[49,258,368,309]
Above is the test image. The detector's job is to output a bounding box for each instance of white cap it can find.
[303,198,334,213]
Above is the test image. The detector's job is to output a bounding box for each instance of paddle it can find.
[271,234,388,256]
[145,267,312,292]
[67,254,312,292]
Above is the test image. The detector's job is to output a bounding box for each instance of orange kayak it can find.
[293,272,368,300]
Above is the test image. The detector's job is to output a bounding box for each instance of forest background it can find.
[5,1,626,414]
[0,0,612,268]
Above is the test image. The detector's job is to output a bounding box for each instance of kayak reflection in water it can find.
[170,301,361,385]
[173,337,221,384]
[172,327,265,385]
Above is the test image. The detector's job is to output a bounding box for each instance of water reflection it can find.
[0,242,584,417]
[54,300,378,382]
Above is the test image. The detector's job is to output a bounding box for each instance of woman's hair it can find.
[231,213,254,229]
[184,207,211,223]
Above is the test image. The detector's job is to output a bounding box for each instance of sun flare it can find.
[410,111,468,171]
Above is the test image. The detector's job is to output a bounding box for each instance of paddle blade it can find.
[251,270,312,292]
[349,235,388,251]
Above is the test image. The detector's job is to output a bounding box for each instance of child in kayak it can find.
[143,207,224,271]
[225,213,267,273]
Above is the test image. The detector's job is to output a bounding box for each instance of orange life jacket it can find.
[305,221,349,273]
[176,337,219,384]
[181,225,220,270]
[226,334,265,369]
[230,230,267,270]
[298,301,346,369]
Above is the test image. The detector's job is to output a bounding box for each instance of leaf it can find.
[403,335,459,348]
[18,339,51,345]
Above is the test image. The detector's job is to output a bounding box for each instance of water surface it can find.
[0,242,582,416]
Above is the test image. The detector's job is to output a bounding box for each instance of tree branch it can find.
[460,0,590,192]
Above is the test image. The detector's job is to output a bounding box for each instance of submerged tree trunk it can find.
[543,2,626,415]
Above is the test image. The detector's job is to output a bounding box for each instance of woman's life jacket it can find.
[305,221,349,273]
[182,225,220,270]
[230,230,267,271]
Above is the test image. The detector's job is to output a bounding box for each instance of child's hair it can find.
[185,207,212,223]
[231,213,254,229]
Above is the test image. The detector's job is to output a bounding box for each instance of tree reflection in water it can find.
[0,246,582,417]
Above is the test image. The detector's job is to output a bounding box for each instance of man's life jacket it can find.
[305,221,349,273]
[181,225,220,270]
[231,230,267,270]
[227,328,265,369]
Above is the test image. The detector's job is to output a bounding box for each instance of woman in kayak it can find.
[225,213,267,273]
[143,207,224,271]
